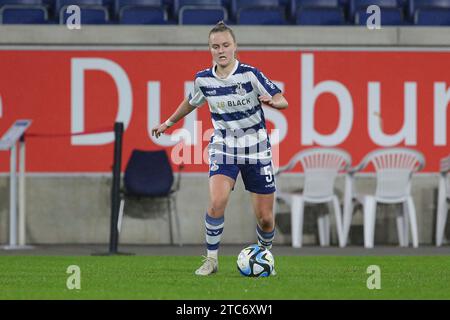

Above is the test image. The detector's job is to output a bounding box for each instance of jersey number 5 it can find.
[263,165,273,183]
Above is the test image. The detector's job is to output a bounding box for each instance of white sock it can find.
[207,250,218,260]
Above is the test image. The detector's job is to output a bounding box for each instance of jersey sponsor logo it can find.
[265,182,275,188]
[216,101,225,108]
[206,89,217,95]
[227,98,251,107]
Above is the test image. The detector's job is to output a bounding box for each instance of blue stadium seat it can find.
[179,6,227,25]
[290,0,340,22]
[414,8,450,25]
[355,7,403,25]
[102,0,115,12]
[0,0,43,4]
[295,0,340,7]
[349,0,400,21]
[56,0,105,14]
[0,4,48,23]
[231,0,279,21]
[408,0,450,22]
[119,6,167,24]
[173,0,223,18]
[115,0,163,16]
[237,6,285,25]
[60,5,109,24]
[296,7,345,25]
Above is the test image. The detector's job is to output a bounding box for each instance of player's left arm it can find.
[259,93,288,110]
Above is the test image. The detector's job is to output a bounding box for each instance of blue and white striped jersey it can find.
[188,60,281,161]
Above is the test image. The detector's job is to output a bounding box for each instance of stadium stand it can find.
[237,6,285,25]
[0,4,48,23]
[231,0,280,22]
[115,0,162,17]
[0,0,44,4]
[173,0,222,16]
[296,7,346,25]
[174,0,227,24]
[56,0,105,13]
[179,5,227,25]
[290,0,341,23]
[355,7,404,25]
[0,0,449,25]
[59,5,110,24]
[119,5,167,24]
[414,8,450,25]
[349,0,401,22]
[408,0,450,22]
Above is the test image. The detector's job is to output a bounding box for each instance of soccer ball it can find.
[236,244,274,277]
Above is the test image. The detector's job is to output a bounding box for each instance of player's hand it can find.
[258,95,275,108]
[151,123,169,138]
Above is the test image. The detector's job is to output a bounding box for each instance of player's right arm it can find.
[151,97,196,138]
[152,74,206,138]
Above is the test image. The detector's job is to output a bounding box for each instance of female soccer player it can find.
[152,22,288,276]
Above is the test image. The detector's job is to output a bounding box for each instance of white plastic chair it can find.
[343,148,425,248]
[436,154,450,247]
[275,148,351,248]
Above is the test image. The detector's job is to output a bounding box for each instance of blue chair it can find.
[349,0,400,21]
[355,7,403,25]
[408,0,450,21]
[120,6,167,24]
[56,0,105,14]
[179,6,227,24]
[295,0,340,8]
[0,0,43,4]
[173,0,223,18]
[115,0,162,17]
[414,8,450,25]
[290,0,340,22]
[237,6,285,24]
[60,5,109,24]
[296,7,345,25]
[0,5,48,23]
[231,0,279,21]
[121,149,183,245]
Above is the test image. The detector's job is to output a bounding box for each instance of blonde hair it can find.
[208,21,236,43]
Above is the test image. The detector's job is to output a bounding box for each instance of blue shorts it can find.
[209,157,276,194]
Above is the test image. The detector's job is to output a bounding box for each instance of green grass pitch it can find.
[0,256,449,299]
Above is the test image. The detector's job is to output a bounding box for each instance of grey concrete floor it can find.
[0,244,449,256]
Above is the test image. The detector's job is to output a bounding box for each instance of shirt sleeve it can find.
[188,78,206,107]
[251,68,282,97]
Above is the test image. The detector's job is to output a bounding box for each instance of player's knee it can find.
[257,215,274,231]
[208,201,227,217]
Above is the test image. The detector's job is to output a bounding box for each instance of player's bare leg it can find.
[195,174,235,276]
